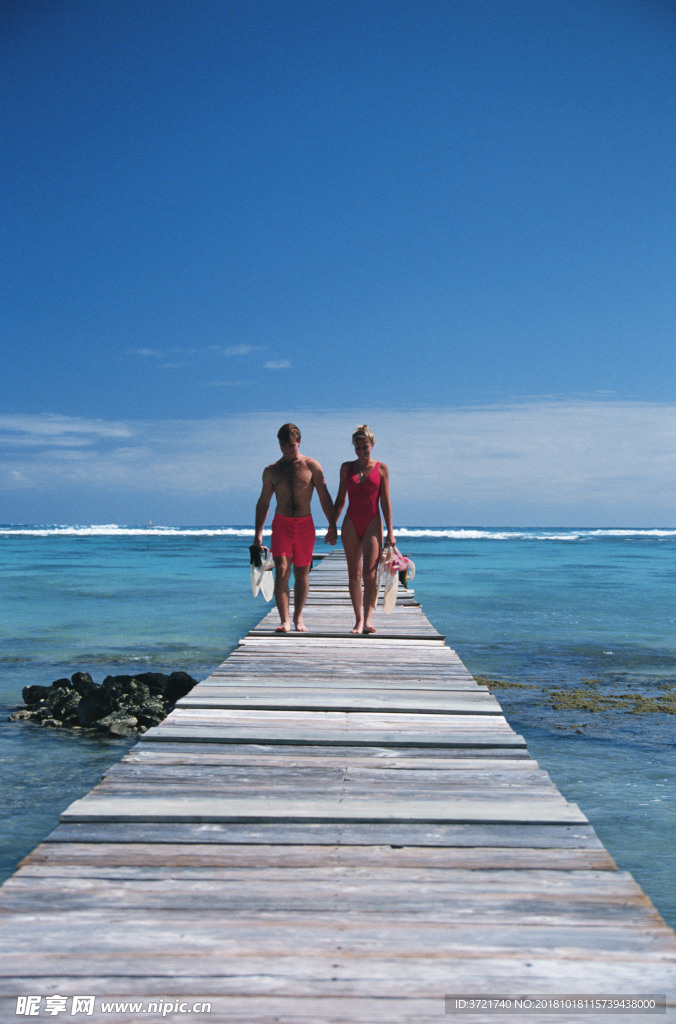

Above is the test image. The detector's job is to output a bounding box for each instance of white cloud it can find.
[263,360,291,370]
[131,344,262,360]
[0,400,673,525]
[219,345,261,357]
[129,348,165,358]
[0,414,133,442]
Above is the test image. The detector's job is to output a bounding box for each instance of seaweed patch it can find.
[547,687,676,716]
[474,675,537,690]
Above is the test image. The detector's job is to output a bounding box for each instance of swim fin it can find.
[250,546,274,599]
[259,556,275,601]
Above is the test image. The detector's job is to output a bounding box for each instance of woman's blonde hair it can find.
[352,423,375,446]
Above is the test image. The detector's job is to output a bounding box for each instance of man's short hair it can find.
[277,423,301,444]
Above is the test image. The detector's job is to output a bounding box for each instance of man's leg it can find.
[291,515,315,632]
[292,565,310,632]
[273,556,292,632]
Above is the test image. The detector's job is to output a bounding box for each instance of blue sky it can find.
[2,0,675,525]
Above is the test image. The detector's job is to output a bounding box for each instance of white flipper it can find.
[382,565,399,614]
[259,554,275,602]
[251,547,274,599]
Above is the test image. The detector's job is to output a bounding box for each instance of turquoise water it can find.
[1,525,674,928]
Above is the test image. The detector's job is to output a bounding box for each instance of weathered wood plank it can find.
[4,867,642,900]
[60,793,587,825]
[178,691,501,713]
[1,916,674,968]
[17,842,618,871]
[139,726,527,748]
[42,820,608,848]
[159,708,518,730]
[99,762,559,789]
[119,744,535,765]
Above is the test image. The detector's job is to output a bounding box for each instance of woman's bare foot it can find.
[363,624,377,634]
[350,620,364,634]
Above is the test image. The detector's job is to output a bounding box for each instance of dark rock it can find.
[101,674,136,698]
[54,691,81,725]
[165,671,198,704]
[43,688,81,724]
[134,672,171,696]
[14,667,200,735]
[135,697,167,728]
[22,684,53,706]
[71,672,96,696]
[96,711,138,738]
[77,687,116,727]
[9,709,35,722]
[33,687,70,721]
[118,681,151,708]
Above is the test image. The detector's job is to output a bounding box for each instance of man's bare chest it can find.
[272,461,312,490]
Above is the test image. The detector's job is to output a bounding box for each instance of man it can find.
[254,423,337,632]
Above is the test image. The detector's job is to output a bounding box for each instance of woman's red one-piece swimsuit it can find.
[345,461,381,539]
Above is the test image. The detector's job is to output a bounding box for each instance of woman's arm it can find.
[333,462,349,521]
[378,462,396,547]
[310,460,338,545]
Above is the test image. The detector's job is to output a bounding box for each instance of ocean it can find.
[1,525,674,929]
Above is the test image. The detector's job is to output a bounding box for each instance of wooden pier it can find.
[1,551,675,1022]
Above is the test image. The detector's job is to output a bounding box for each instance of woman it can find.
[334,424,396,634]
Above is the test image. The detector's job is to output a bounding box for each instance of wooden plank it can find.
[138,726,527,748]
[44,820,607,848]
[177,692,502,714]
[119,744,535,765]
[2,902,674,961]
[100,762,558,787]
[1,917,675,970]
[60,795,587,825]
[9,865,642,901]
[159,708,518,730]
[17,842,618,871]
[200,675,483,690]
[237,636,448,648]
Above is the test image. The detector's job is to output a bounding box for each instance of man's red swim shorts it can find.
[270,514,316,567]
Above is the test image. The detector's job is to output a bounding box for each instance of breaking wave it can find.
[1,524,674,541]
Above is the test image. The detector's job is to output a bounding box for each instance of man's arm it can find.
[311,461,338,545]
[254,468,275,546]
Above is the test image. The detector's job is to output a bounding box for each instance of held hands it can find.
[325,524,338,546]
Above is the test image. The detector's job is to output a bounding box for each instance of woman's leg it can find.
[341,516,365,633]
[361,517,383,633]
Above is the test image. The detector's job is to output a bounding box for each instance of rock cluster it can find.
[10,670,199,738]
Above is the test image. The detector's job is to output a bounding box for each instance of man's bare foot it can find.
[294,617,308,632]
[275,622,291,633]
[363,624,377,634]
